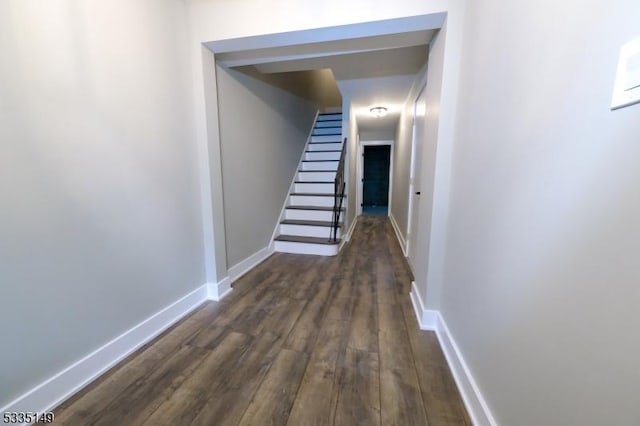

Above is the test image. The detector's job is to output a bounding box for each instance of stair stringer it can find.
[268,110,320,248]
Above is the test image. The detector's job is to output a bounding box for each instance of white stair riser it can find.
[311,135,342,143]
[290,195,334,207]
[307,143,343,152]
[305,151,340,161]
[285,209,335,221]
[315,120,342,128]
[317,114,342,121]
[301,161,338,171]
[313,128,341,136]
[279,224,341,239]
[294,182,334,193]
[274,240,339,256]
[297,171,335,182]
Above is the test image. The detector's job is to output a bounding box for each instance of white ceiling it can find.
[255,45,427,79]
[219,29,437,134]
[338,74,418,132]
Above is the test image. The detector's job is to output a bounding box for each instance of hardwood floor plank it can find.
[347,269,378,353]
[377,273,430,425]
[324,291,355,322]
[334,348,381,426]
[256,297,307,338]
[237,348,309,426]
[286,255,327,300]
[378,295,416,369]
[283,278,334,353]
[141,331,253,425]
[379,368,430,426]
[286,319,349,426]
[93,345,210,426]
[189,331,283,426]
[384,221,472,426]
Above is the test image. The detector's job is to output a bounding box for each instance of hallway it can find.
[53,217,470,425]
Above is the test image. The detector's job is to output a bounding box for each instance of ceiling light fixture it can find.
[369,106,388,118]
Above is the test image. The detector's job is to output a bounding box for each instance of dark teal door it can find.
[363,145,390,214]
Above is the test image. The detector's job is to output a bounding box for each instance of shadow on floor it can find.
[362,205,388,216]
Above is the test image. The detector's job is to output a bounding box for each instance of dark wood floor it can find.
[52,216,471,425]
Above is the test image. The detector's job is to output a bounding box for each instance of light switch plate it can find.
[611,37,640,110]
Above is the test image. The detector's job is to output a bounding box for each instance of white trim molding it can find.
[211,245,275,301]
[434,312,498,426]
[208,277,231,301]
[389,214,407,256]
[409,282,497,426]
[228,245,274,283]
[1,284,208,421]
[338,216,356,252]
[409,281,437,330]
[344,215,359,242]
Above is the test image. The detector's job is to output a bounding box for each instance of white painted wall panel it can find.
[442,1,640,424]
[0,0,204,408]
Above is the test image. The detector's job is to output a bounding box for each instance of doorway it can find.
[406,84,427,270]
[360,143,392,216]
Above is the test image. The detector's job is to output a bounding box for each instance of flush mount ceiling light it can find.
[369,106,388,118]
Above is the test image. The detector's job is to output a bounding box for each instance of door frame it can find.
[406,83,427,258]
[356,139,394,217]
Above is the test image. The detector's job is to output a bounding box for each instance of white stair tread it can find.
[286,205,344,211]
[294,180,334,184]
[280,219,342,227]
[317,114,342,121]
[274,235,340,245]
[290,192,335,197]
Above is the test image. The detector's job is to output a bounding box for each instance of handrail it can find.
[330,138,347,242]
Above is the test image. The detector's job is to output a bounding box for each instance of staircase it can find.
[273,112,345,256]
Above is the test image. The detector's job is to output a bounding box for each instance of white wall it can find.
[0,0,204,408]
[300,69,342,108]
[241,67,341,108]
[360,128,396,141]
[441,0,640,424]
[188,0,456,42]
[216,66,316,267]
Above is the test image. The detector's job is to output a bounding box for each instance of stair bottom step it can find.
[274,235,340,245]
[280,219,342,227]
[274,238,340,256]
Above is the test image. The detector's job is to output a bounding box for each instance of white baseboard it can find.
[1,284,209,422]
[344,215,358,242]
[408,282,497,426]
[211,245,275,300]
[409,281,437,330]
[208,277,232,301]
[389,214,407,256]
[228,245,274,282]
[434,313,497,426]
